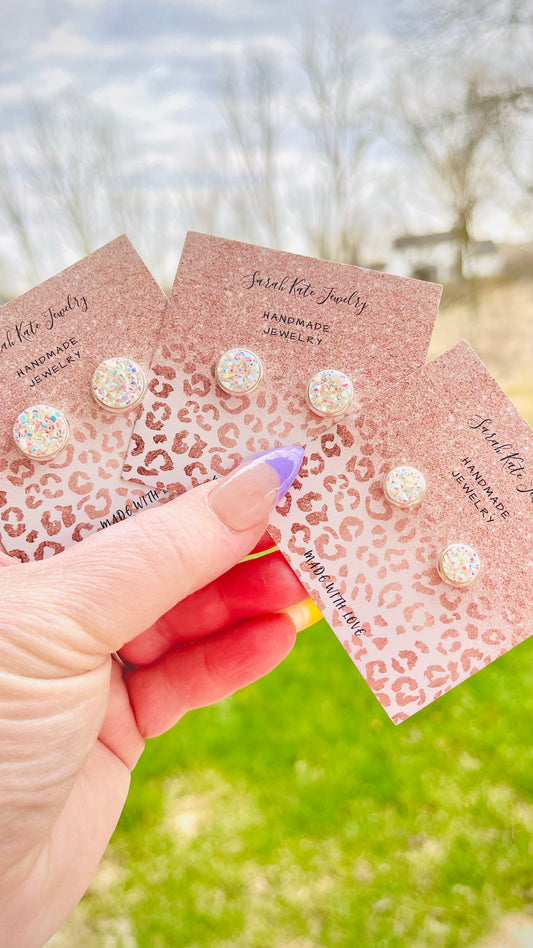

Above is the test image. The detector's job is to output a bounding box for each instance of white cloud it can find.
[65,0,105,7]
[34,68,73,96]
[0,82,26,105]
[33,23,95,57]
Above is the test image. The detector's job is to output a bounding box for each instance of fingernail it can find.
[208,445,304,532]
[279,597,322,632]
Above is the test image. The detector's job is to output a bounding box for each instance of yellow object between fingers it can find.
[278,598,322,633]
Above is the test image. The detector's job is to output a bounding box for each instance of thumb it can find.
[0,446,303,670]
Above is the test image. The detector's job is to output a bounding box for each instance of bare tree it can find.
[174,131,252,246]
[396,0,533,73]
[391,0,533,264]
[210,8,381,264]
[221,52,282,248]
[295,9,377,264]
[27,90,147,257]
[0,147,40,287]
[0,90,161,295]
[495,86,533,241]
[393,66,515,278]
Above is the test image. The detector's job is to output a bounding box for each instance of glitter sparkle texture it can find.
[215,348,263,395]
[91,357,146,411]
[306,369,353,417]
[384,465,426,508]
[13,404,70,460]
[438,543,481,588]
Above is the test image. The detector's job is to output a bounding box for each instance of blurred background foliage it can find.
[1,0,532,945]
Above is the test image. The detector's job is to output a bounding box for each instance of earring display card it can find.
[123,231,442,493]
[0,236,168,560]
[268,341,533,724]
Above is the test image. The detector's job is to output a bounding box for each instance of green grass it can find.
[51,617,533,948]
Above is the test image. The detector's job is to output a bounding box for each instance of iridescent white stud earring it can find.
[306,369,353,418]
[13,404,70,461]
[383,465,426,509]
[91,357,147,412]
[215,347,263,395]
[438,543,481,588]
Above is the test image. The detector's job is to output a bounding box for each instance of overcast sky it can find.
[0,0,399,289]
[0,0,529,294]
[0,0,387,175]
[1,2,276,154]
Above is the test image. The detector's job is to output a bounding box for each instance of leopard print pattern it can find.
[0,235,168,560]
[269,344,533,724]
[123,341,340,492]
[123,230,442,496]
[0,403,167,561]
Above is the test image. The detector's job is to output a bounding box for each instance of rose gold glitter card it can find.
[0,236,168,560]
[123,232,442,493]
[268,341,533,724]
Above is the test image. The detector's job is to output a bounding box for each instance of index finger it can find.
[0,447,303,668]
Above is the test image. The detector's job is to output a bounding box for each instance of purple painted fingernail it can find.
[208,445,304,532]
[250,446,305,503]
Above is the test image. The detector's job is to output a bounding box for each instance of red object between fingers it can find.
[125,611,297,738]
[119,550,306,666]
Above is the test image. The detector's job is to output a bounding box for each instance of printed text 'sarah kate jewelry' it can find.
[91,357,147,412]
[383,465,426,509]
[306,369,353,418]
[438,543,481,588]
[13,404,70,461]
[215,347,263,396]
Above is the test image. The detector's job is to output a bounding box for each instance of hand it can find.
[0,447,311,948]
